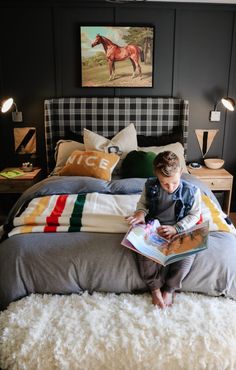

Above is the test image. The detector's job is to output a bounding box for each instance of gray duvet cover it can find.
[0,174,236,310]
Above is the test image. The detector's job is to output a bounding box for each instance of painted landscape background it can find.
[80,26,154,87]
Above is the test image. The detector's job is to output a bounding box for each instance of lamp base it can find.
[209,110,221,122]
[12,111,23,122]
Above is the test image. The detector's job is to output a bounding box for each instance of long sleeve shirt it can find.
[136,178,201,233]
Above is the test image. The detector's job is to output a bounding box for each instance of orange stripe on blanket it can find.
[19,196,51,227]
[18,225,36,234]
[13,197,50,234]
[44,194,68,231]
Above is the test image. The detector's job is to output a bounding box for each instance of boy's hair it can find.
[153,151,181,177]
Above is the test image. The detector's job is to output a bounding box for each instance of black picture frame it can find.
[80,25,154,88]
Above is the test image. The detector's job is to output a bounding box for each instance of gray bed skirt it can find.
[1,229,236,311]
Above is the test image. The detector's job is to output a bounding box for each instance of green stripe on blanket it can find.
[69,194,86,231]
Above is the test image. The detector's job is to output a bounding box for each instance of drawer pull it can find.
[211,182,214,185]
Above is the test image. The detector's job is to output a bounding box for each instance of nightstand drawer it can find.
[0,182,17,193]
[188,166,233,215]
[0,180,36,193]
[202,178,232,191]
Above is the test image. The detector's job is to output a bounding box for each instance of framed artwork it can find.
[80,25,154,88]
[14,127,36,154]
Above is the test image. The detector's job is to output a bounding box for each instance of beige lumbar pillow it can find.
[59,150,120,181]
[53,140,85,174]
[83,123,138,160]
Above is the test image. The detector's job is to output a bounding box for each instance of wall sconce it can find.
[0,97,23,122]
[209,96,235,122]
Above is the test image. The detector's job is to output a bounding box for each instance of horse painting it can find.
[91,34,144,81]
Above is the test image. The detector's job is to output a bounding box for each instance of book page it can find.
[123,220,209,266]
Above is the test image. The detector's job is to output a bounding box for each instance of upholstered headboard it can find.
[44,97,189,173]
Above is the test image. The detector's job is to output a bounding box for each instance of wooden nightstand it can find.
[0,168,43,223]
[188,166,233,215]
[0,167,43,193]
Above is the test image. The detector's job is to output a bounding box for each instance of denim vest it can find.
[145,177,197,222]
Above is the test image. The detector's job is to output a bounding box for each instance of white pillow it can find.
[53,140,85,174]
[139,142,188,174]
[83,123,138,160]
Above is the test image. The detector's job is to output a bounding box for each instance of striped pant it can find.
[137,254,195,293]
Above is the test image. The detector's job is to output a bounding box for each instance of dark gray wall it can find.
[0,0,236,208]
[0,4,55,167]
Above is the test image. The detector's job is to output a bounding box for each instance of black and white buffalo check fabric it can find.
[44,97,189,173]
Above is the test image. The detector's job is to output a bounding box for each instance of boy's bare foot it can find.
[162,291,174,307]
[151,288,165,309]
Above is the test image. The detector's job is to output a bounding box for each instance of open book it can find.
[121,220,209,266]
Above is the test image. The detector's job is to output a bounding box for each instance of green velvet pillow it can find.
[121,150,156,178]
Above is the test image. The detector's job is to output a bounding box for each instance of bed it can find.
[0,96,236,312]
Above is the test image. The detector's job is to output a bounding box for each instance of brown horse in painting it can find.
[91,34,143,81]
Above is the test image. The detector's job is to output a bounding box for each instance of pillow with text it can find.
[59,150,120,181]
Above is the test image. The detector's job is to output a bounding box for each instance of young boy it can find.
[126,151,201,309]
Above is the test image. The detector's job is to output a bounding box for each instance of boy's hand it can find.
[125,211,145,226]
[157,225,177,239]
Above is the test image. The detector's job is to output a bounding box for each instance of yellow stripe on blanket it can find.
[14,196,51,226]
[14,195,52,234]
[201,194,236,234]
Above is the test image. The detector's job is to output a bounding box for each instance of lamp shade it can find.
[221,97,235,111]
[1,97,14,113]
[0,97,23,122]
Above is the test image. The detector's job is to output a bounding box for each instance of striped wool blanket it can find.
[8,193,140,237]
[8,193,236,237]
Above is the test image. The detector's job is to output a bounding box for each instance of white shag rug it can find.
[1,292,236,370]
